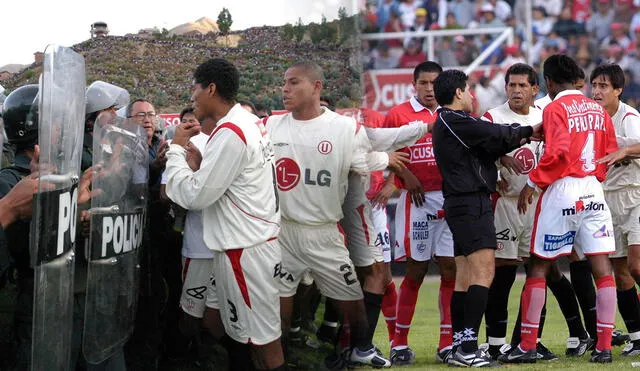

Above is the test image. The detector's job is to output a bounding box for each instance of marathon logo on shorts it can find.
[409,141,436,164]
[91,211,144,260]
[412,221,429,240]
[543,231,576,251]
[561,200,605,216]
[593,225,613,238]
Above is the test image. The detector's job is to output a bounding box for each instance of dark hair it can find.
[125,98,152,118]
[543,54,583,85]
[434,69,468,106]
[320,95,336,111]
[505,63,538,86]
[193,58,239,103]
[179,107,194,121]
[590,63,625,90]
[254,103,272,116]
[289,61,325,82]
[413,61,443,82]
[238,100,256,114]
[576,66,585,81]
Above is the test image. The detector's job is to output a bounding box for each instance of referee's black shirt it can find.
[432,107,534,198]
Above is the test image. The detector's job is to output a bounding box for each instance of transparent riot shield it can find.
[83,112,148,364]
[30,45,85,371]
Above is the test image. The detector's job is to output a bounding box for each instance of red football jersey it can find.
[383,97,441,192]
[529,90,618,189]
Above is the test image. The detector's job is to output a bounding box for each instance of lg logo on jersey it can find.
[512,148,536,174]
[275,157,332,191]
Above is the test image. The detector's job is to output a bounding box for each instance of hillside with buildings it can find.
[2,23,360,113]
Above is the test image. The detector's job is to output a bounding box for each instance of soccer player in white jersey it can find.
[481,63,590,360]
[165,59,285,371]
[266,61,391,368]
[591,63,640,355]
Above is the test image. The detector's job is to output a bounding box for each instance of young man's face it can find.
[460,83,474,112]
[281,67,319,112]
[413,71,439,110]
[506,74,536,111]
[591,74,622,109]
[190,82,213,122]
[181,112,199,125]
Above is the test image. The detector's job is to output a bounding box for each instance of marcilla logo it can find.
[562,200,605,216]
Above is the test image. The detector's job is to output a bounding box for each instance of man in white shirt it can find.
[592,63,640,356]
[266,62,391,368]
[165,58,285,371]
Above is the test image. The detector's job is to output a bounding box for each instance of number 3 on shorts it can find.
[340,264,357,285]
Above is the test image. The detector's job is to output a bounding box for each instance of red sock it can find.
[381,281,398,343]
[392,277,421,349]
[438,277,455,350]
[596,275,616,351]
[520,277,546,351]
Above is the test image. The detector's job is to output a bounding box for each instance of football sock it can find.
[618,286,640,334]
[570,260,597,340]
[486,265,517,344]
[392,276,421,350]
[451,290,466,348]
[519,277,546,351]
[438,277,455,350]
[460,285,489,353]
[381,281,398,343]
[363,291,383,345]
[596,275,616,351]
[548,274,588,338]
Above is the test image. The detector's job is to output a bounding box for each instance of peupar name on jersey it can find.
[32,184,78,265]
[91,211,145,260]
[567,113,607,133]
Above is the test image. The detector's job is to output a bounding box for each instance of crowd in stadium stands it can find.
[362,0,640,112]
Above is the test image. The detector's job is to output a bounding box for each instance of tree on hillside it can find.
[293,18,305,43]
[282,23,294,41]
[217,8,233,35]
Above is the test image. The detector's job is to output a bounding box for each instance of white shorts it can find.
[371,202,391,263]
[605,187,640,258]
[209,240,282,345]
[393,190,454,262]
[277,221,363,301]
[531,176,615,260]
[494,195,536,260]
[180,257,214,318]
[341,202,384,267]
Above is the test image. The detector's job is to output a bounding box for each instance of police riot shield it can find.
[30,45,85,370]
[83,112,148,364]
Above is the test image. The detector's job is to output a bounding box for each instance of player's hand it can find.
[173,121,201,147]
[500,155,524,175]
[400,170,425,207]
[497,178,509,194]
[185,142,203,171]
[517,184,535,214]
[372,181,396,209]
[597,147,629,166]
[387,151,410,171]
[530,123,544,141]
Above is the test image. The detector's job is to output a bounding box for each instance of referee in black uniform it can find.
[431,69,542,367]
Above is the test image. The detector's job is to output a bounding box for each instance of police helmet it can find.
[85,81,130,116]
[1,84,39,145]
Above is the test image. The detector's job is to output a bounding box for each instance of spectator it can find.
[532,6,555,36]
[373,41,399,69]
[478,3,505,28]
[398,38,427,68]
[377,0,400,31]
[605,44,625,64]
[437,38,459,66]
[500,44,526,69]
[620,45,640,81]
[623,69,640,106]
[586,0,615,42]
[486,0,512,22]
[613,0,635,25]
[398,0,420,29]
[405,7,429,47]
[575,50,596,83]
[454,36,479,66]
[444,12,463,30]
[423,0,441,27]
[553,7,585,39]
[571,0,593,23]
[384,10,405,48]
[533,0,563,18]
[631,14,640,41]
[448,0,474,27]
[601,23,631,49]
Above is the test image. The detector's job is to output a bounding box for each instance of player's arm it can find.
[527,107,570,189]
[450,114,535,157]
[616,113,640,148]
[165,128,246,211]
[365,121,428,152]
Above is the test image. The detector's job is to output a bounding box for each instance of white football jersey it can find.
[534,94,552,110]
[166,104,280,251]
[266,109,369,226]
[603,102,640,191]
[482,102,543,197]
